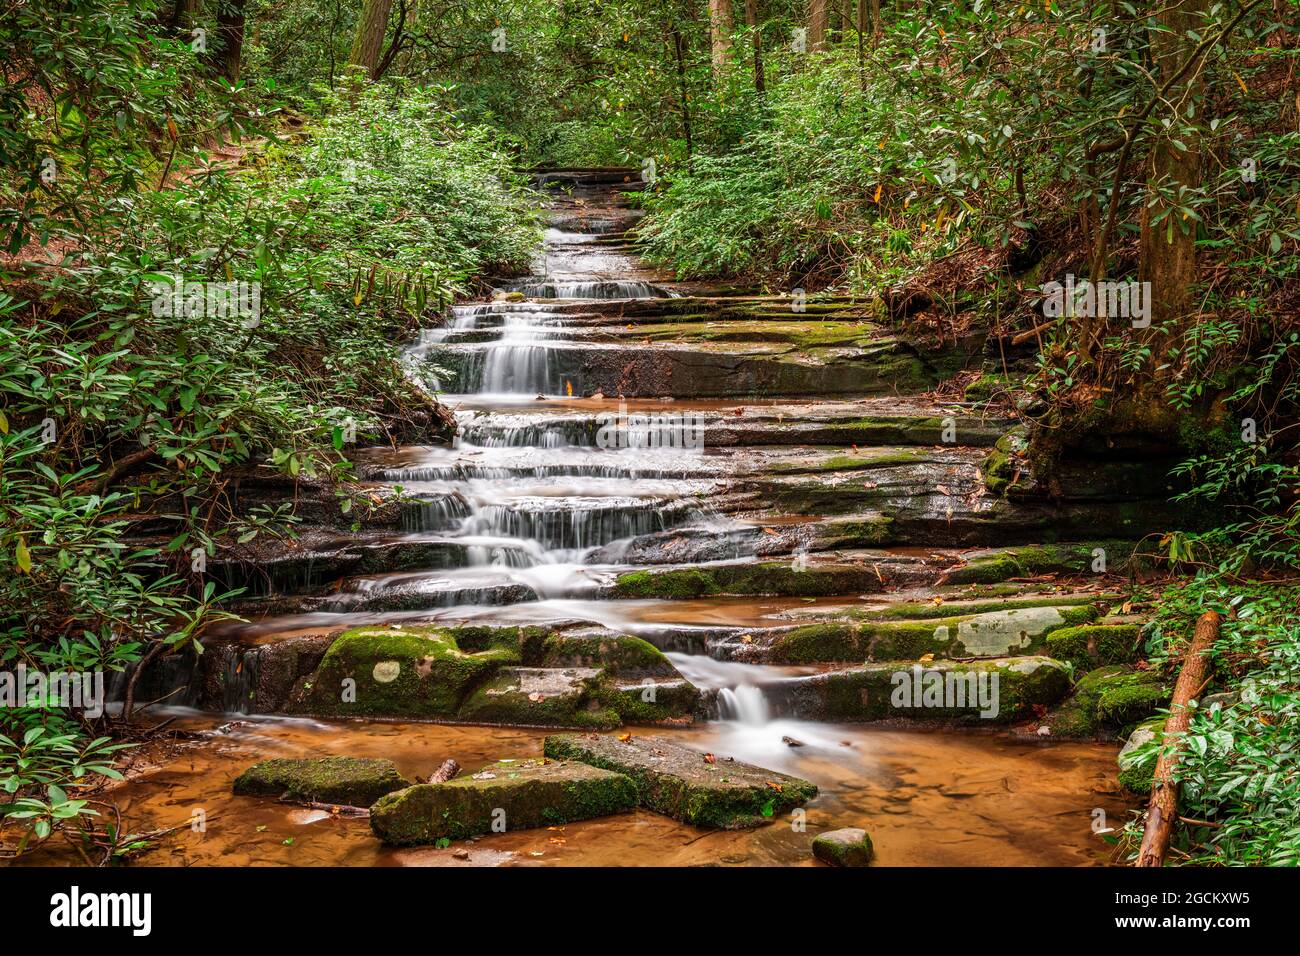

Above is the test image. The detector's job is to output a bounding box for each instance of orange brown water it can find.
[18,712,1127,867]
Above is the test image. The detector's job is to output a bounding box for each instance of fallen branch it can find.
[1136,610,1220,868]
[420,758,459,784]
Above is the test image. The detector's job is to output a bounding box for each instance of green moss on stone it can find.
[288,625,517,719]
[544,733,817,829]
[368,759,639,845]
[233,757,408,807]
[1045,623,1141,672]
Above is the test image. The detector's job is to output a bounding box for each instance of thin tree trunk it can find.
[1138,0,1207,329]
[349,0,394,80]
[211,0,248,83]
[744,0,765,95]
[671,24,694,162]
[808,0,828,51]
[709,0,733,75]
[1137,610,1220,867]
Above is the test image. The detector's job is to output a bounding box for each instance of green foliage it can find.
[1123,581,1300,865]
[1,8,538,858]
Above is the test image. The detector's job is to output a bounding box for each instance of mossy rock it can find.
[540,634,676,678]
[1039,665,1167,739]
[787,656,1071,724]
[873,595,1108,621]
[544,733,817,829]
[457,666,621,729]
[232,757,408,807]
[368,759,639,846]
[941,541,1139,585]
[812,827,874,867]
[597,678,702,724]
[981,425,1028,496]
[1097,682,1167,729]
[1117,721,1162,795]
[1044,623,1142,672]
[612,562,893,600]
[287,625,517,719]
[769,605,1097,663]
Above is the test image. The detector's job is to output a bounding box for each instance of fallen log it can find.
[1136,610,1221,867]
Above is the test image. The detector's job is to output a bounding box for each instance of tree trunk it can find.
[1138,0,1207,328]
[670,24,694,162]
[808,0,828,51]
[868,0,881,44]
[212,0,248,83]
[1137,610,1220,867]
[709,0,733,75]
[744,0,765,95]
[349,0,394,80]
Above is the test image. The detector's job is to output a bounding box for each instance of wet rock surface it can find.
[544,732,818,829]
[233,757,409,807]
[812,827,874,867]
[369,758,639,845]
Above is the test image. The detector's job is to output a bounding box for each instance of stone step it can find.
[543,732,818,829]
[369,758,639,845]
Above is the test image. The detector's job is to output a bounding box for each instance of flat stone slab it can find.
[544,733,818,829]
[457,666,620,729]
[812,827,874,867]
[368,758,637,845]
[233,757,408,807]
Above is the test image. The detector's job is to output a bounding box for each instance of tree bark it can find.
[709,0,734,75]
[744,0,765,94]
[808,0,828,51]
[212,0,248,83]
[349,0,395,80]
[1137,0,1207,328]
[670,24,694,162]
[1136,610,1220,868]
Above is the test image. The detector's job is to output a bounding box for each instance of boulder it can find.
[1045,623,1142,672]
[544,733,817,829]
[812,828,874,867]
[286,625,516,719]
[768,604,1097,663]
[232,757,408,807]
[368,758,638,845]
[768,656,1072,724]
[456,667,620,729]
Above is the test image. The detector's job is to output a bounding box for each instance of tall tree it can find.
[744,0,765,94]
[709,0,734,75]
[807,0,828,51]
[1138,0,1208,327]
[349,0,394,80]
[211,0,248,83]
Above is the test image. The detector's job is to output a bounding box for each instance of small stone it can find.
[782,736,805,747]
[452,849,470,860]
[812,828,874,867]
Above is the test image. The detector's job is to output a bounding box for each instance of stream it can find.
[93,170,1125,867]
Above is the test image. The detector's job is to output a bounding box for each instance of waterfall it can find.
[717,685,772,726]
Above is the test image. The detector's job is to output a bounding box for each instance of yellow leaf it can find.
[873,183,882,203]
[1232,71,1248,95]
[919,653,934,663]
[16,536,32,574]
[0,409,7,434]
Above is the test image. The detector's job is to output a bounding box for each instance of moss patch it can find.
[544,733,817,829]
[368,759,638,845]
[1045,623,1142,672]
[233,757,408,807]
[287,625,517,719]
[812,828,874,867]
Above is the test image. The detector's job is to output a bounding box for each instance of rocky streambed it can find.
[102,168,1179,867]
